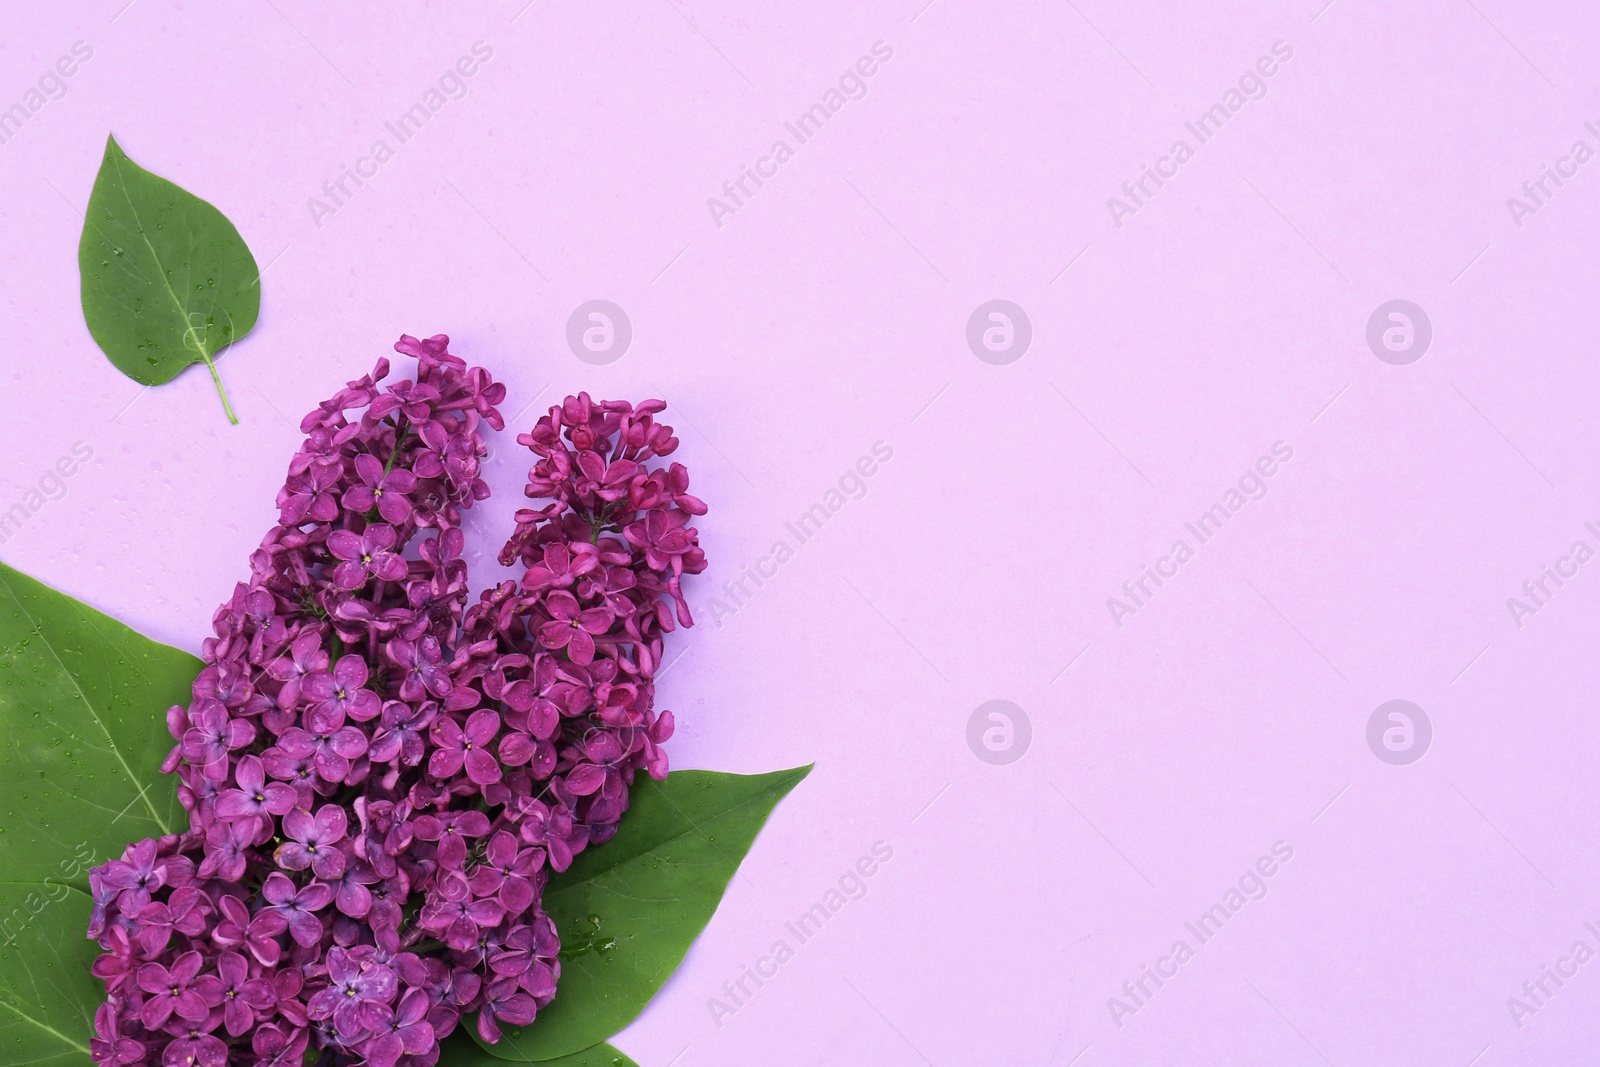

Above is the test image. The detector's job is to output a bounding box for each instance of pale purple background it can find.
[3,1,1600,1064]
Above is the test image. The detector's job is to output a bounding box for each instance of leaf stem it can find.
[200,353,240,425]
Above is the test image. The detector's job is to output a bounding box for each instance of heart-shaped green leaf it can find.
[78,133,261,424]
[439,1030,637,1067]
[0,560,198,1066]
[474,766,811,1061]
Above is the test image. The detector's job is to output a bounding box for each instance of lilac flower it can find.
[278,464,340,525]
[99,839,167,912]
[275,805,348,879]
[215,754,296,823]
[327,524,407,590]
[565,727,630,799]
[262,871,334,946]
[239,589,291,664]
[304,653,381,722]
[521,542,596,593]
[476,977,539,1043]
[625,506,698,573]
[510,795,575,872]
[179,701,255,781]
[196,818,254,882]
[90,926,137,994]
[343,451,419,524]
[160,1025,227,1067]
[387,635,452,700]
[89,1002,142,1066]
[269,968,309,1028]
[412,809,490,870]
[469,831,544,914]
[252,1024,309,1067]
[277,713,368,784]
[428,709,502,785]
[368,700,435,765]
[308,947,398,1036]
[498,724,557,779]
[134,886,208,955]
[362,987,435,1067]
[491,918,560,999]
[136,950,208,1028]
[332,860,379,919]
[367,875,407,934]
[537,591,612,665]
[91,346,709,1066]
[264,631,328,709]
[261,748,319,809]
[194,951,276,1036]
[418,872,505,952]
[213,894,287,966]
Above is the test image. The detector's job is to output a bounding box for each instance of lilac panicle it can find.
[87,335,707,1066]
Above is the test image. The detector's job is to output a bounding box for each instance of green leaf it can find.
[78,133,261,424]
[438,1030,638,1067]
[0,560,200,1066]
[475,766,812,1061]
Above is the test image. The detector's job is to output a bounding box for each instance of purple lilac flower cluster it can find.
[481,391,707,854]
[86,336,706,1067]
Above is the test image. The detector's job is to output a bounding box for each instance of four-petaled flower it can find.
[362,987,436,1067]
[135,950,208,1029]
[468,831,545,914]
[413,809,491,870]
[213,894,288,966]
[303,653,381,723]
[215,754,297,825]
[343,451,419,524]
[194,951,276,1036]
[308,946,399,1037]
[327,524,408,590]
[387,635,452,701]
[429,709,503,785]
[264,631,329,709]
[88,1002,143,1066]
[275,805,349,880]
[369,700,436,766]
[262,871,335,946]
[537,591,612,665]
[180,700,256,781]
[476,977,538,1043]
[99,839,167,913]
